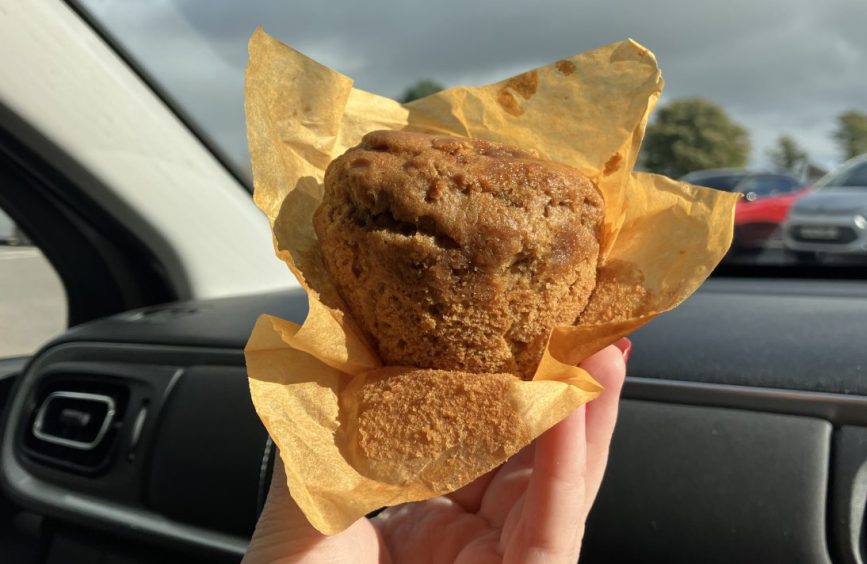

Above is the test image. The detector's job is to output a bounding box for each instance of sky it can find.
[82,0,867,176]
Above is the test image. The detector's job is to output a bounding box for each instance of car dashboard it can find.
[1,278,866,563]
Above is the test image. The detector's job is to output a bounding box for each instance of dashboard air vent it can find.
[20,377,129,475]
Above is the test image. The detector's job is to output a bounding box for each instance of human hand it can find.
[243,339,629,564]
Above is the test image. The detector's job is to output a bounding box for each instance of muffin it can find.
[313,130,604,378]
[340,366,531,484]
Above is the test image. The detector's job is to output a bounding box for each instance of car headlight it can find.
[855,215,867,229]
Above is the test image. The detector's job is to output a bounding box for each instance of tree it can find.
[641,98,750,178]
[400,79,444,103]
[767,134,808,174]
[832,110,867,160]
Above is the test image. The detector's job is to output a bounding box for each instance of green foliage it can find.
[767,134,808,173]
[641,98,751,178]
[400,79,445,103]
[832,110,867,160]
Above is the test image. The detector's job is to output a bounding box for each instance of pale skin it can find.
[243,338,630,564]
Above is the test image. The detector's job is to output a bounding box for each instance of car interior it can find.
[2,2,866,564]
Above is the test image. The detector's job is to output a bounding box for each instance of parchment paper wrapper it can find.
[244,28,739,534]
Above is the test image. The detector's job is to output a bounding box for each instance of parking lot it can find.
[0,246,66,358]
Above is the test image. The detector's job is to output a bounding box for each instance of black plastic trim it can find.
[1,342,248,557]
[256,437,274,519]
[830,426,867,564]
[628,280,867,395]
[624,376,867,426]
[0,124,177,325]
[583,399,834,563]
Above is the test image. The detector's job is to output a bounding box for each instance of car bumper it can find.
[734,222,784,250]
[783,214,867,254]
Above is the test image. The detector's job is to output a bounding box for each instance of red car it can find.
[734,186,812,251]
[681,170,808,253]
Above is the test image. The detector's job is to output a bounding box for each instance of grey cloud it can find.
[83,0,867,170]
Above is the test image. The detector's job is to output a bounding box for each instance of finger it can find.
[259,456,309,529]
[582,341,628,509]
[473,439,536,525]
[242,456,322,563]
[448,440,534,515]
[506,404,587,563]
[446,467,497,513]
[244,454,384,564]
[499,490,526,545]
[476,466,532,528]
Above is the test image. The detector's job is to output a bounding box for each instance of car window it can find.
[736,176,772,196]
[816,159,867,188]
[76,1,867,274]
[0,207,67,359]
[685,175,745,191]
[737,175,800,196]
[781,176,801,192]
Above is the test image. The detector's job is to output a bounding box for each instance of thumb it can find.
[242,455,325,563]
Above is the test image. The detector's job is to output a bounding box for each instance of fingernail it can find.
[615,337,632,363]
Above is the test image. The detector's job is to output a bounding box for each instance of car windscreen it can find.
[73,0,867,276]
[685,174,746,191]
[735,175,801,197]
[815,159,867,188]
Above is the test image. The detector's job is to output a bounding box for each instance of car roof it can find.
[681,169,800,181]
[681,168,754,180]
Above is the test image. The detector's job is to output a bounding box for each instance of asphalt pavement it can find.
[0,246,66,359]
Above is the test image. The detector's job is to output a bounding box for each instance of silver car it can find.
[783,154,867,261]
